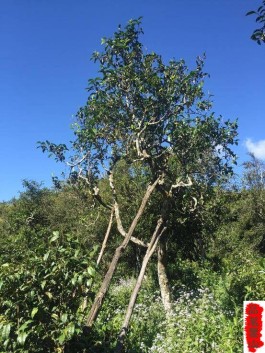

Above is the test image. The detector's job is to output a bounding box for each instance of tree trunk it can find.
[157,239,172,316]
[115,218,167,353]
[84,177,160,328]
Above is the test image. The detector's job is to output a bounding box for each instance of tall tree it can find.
[39,18,238,350]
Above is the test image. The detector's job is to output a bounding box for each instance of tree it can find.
[39,18,238,351]
[247,0,265,44]
[242,153,265,251]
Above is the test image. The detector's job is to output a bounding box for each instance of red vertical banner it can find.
[244,301,265,353]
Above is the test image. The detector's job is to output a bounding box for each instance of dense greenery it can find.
[1,164,264,352]
[1,19,264,353]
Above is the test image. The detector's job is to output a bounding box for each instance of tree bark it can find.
[84,177,161,328]
[115,218,167,353]
[157,238,172,316]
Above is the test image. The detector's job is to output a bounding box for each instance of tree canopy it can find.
[40,18,237,190]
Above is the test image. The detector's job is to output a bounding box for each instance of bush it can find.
[0,232,97,353]
[145,287,242,353]
[87,277,165,353]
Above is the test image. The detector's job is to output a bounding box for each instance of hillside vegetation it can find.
[1,19,264,353]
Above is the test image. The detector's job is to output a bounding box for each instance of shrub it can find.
[0,232,97,353]
[145,287,242,353]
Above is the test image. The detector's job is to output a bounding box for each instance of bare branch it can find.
[171,176,192,190]
[129,236,148,248]
[26,211,35,225]
[97,207,114,265]
[148,110,170,126]
[66,151,90,168]
[135,136,151,158]
[108,170,148,247]
[92,172,148,247]
[85,176,161,328]
[113,201,147,247]
[190,196,198,212]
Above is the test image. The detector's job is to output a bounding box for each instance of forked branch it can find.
[85,176,161,328]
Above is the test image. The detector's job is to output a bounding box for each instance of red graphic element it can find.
[245,303,264,352]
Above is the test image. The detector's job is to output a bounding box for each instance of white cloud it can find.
[245,139,265,160]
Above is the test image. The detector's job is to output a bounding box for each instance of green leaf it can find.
[50,231,60,242]
[71,273,78,285]
[66,322,75,336]
[41,280,47,289]
[87,266,96,277]
[51,313,59,320]
[2,323,11,339]
[86,278,93,287]
[246,10,256,16]
[45,291,53,299]
[58,333,66,344]
[61,313,68,323]
[74,249,80,258]
[31,307,38,318]
[3,339,9,348]
[43,251,50,261]
[77,275,83,284]
[17,332,28,345]
[19,320,33,331]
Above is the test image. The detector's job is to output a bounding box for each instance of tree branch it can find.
[84,176,161,328]
[97,207,115,265]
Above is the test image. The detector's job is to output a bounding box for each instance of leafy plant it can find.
[0,232,97,353]
[145,287,242,353]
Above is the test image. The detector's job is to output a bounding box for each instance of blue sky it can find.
[0,0,264,201]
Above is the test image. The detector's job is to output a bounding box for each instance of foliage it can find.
[37,18,239,272]
[79,271,257,353]
[1,158,265,352]
[37,18,239,350]
[243,153,265,251]
[1,17,264,353]
[247,0,265,44]
[0,180,102,264]
[39,18,237,194]
[86,277,166,353]
[0,232,97,353]
[144,287,242,353]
